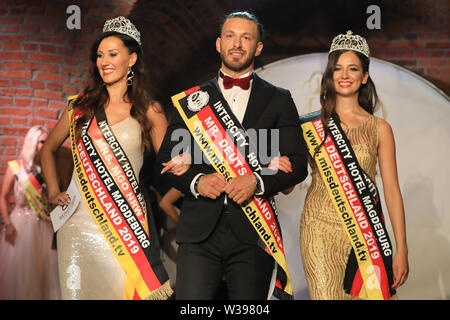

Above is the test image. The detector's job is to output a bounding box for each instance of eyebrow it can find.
[335,63,361,67]
[97,48,119,53]
[223,30,253,37]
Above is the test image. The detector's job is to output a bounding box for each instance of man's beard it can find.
[221,50,255,73]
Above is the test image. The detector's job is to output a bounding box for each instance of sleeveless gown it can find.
[0,169,60,300]
[300,115,392,300]
[57,116,143,299]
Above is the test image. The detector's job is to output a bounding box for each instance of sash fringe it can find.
[143,281,173,300]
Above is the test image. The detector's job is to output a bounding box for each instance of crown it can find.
[329,30,370,58]
[102,16,141,45]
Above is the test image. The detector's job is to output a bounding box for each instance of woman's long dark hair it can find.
[315,49,380,156]
[74,31,155,150]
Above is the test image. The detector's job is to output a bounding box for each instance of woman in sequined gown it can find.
[298,33,409,300]
[41,17,172,299]
[56,117,146,299]
[0,126,60,300]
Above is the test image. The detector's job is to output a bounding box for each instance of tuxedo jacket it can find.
[157,74,308,245]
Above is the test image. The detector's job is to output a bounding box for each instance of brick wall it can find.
[0,0,134,212]
[0,0,135,209]
[370,33,449,94]
[367,0,449,94]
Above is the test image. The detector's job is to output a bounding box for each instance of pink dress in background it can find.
[0,171,61,300]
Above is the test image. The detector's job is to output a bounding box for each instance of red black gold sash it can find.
[67,95,172,300]
[8,159,48,219]
[171,84,292,300]
[300,111,395,300]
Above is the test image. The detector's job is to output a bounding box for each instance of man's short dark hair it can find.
[219,11,265,42]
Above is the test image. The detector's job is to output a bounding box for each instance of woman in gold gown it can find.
[299,31,409,299]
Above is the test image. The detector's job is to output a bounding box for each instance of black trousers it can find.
[175,211,274,300]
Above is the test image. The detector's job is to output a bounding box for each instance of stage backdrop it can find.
[257,53,450,300]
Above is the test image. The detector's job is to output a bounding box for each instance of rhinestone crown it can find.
[102,16,141,45]
[329,30,370,58]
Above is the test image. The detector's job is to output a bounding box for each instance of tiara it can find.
[329,30,370,58]
[102,16,141,45]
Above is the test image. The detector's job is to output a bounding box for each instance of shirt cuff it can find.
[253,172,265,196]
[190,173,205,199]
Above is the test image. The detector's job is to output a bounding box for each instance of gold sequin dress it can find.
[57,116,143,299]
[300,115,380,300]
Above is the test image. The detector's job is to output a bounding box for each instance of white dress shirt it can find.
[218,69,253,123]
[190,69,265,198]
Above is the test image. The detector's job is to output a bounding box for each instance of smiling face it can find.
[333,50,369,97]
[96,35,137,86]
[216,17,263,77]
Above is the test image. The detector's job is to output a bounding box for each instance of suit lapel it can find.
[242,74,275,129]
[203,78,218,92]
[203,74,274,129]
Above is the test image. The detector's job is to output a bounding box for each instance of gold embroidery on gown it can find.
[57,116,143,299]
[300,115,384,300]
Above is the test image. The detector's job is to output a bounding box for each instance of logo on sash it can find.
[187,90,209,112]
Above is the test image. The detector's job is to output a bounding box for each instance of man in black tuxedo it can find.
[157,11,308,299]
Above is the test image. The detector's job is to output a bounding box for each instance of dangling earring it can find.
[127,67,135,86]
